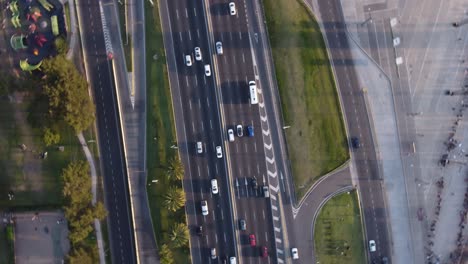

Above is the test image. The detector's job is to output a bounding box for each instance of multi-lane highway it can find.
[207,0,278,262]
[76,0,137,263]
[159,0,286,262]
[160,0,237,262]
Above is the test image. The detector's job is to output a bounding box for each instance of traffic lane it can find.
[332,40,391,260]
[317,0,392,259]
[184,0,239,258]
[292,167,352,263]
[78,4,137,263]
[168,0,237,259]
[166,0,218,261]
[207,0,278,261]
[91,58,137,263]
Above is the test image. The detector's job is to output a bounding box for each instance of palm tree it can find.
[169,222,189,248]
[167,156,184,181]
[164,187,186,212]
[159,244,174,264]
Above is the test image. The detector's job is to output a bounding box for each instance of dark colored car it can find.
[381,257,389,264]
[249,234,256,247]
[239,219,246,231]
[247,125,254,137]
[196,225,203,236]
[261,246,268,258]
[351,137,360,148]
[251,177,258,188]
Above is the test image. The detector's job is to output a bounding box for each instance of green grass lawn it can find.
[314,190,365,264]
[145,2,189,262]
[0,95,84,209]
[263,0,349,201]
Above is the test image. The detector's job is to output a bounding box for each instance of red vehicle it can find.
[249,234,256,247]
[261,246,268,258]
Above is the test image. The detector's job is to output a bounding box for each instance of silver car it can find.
[216,41,223,55]
[216,146,223,158]
[194,47,202,61]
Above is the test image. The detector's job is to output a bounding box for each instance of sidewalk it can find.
[78,132,106,264]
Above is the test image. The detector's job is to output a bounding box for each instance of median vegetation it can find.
[314,190,365,264]
[145,2,190,263]
[263,0,348,201]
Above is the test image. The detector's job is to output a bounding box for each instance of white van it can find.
[249,81,258,104]
[211,179,219,194]
[228,129,235,142]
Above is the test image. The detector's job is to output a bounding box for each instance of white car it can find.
[201,200,208,216]
[185,54,192,66]
[229,2,236,16]
[216,41,223,55]
[216,146,223,158]
[204,64,211,76]
[291,248,299,259]
[211,179,219,194]
[229,257,237,264]
[196,142,203,154]
[185,55,192,67]
[369,240,376,252]
[211,248,217,259]
[194,47,202,61]
[228,129,235,142]
[236,125,243,137]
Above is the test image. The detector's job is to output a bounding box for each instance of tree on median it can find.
[167,156,184,181]
[169,222,189,248]
[159,244,174,264]
[163,187,185,212]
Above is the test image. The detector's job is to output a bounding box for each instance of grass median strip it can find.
[145,2,190,263]
[314,190,365,264]
[263,0,349,201]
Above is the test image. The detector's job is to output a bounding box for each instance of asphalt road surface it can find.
[302,0,392,262]
[76,0,136,262]
[159,0,238,262]
[206,0,279,263]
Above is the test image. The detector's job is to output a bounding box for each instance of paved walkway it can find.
[78,133,106,264]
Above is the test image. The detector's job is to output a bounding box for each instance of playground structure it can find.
[6,0,67,71]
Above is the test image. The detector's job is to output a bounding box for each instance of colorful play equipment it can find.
[10,34,27,50]
[9,1,19,14]
[19,59,42,71]
[34,34,47,47]
[51,15,59,36]
[27,7,42,22]
[38,0,53,11]
[11,15,21,28]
